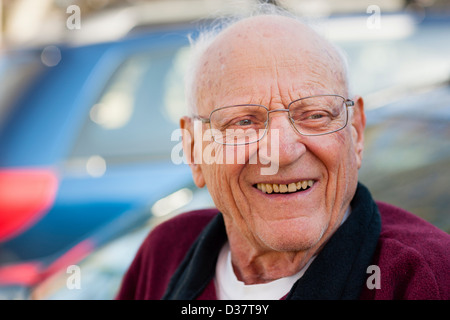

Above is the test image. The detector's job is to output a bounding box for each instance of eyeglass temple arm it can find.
[345,99,355,107]
[192,115,211,124]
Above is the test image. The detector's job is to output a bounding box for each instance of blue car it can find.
[0,23,214,299]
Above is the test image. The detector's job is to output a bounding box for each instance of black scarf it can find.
[162,183,381,300]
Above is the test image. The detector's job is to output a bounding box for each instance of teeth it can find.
[256,180,315,194]
[273,184,279,193]
[302,181,308,189]
[288,183,297,192]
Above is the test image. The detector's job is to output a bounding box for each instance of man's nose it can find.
[263,110,307,166]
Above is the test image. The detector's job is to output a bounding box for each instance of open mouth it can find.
[254,180,315,194]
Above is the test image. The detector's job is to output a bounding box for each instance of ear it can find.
[350,96,366,169]
[180,116,205,188]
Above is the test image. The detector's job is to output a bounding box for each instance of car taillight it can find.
[0,261,42,286]
[0,239,93,286]
[0,168,59,242]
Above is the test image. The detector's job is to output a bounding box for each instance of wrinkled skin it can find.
[181,15,366,284]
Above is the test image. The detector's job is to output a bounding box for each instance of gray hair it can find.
[184,2,352,115]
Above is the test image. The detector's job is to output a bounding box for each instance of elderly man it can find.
[117,11,450,300]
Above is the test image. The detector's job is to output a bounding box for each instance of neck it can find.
[224,207,351,285]
[229,243,316,284]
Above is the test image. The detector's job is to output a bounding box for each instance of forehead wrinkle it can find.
[272,58,342,108]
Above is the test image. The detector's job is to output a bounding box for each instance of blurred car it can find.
[359,84,450,233]
[0,22,215,299]
[0,11,449,300]
[336,13,450,233]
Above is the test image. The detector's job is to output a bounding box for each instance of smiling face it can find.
[182,16,366,255]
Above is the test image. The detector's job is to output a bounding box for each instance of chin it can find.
[256,218,329,252]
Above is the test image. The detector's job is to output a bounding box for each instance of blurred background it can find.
[0,0,449,300]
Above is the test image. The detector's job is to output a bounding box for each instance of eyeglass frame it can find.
[193,94,355,146]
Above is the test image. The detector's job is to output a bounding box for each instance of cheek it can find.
[310,132,349,170]
[308,130,359,190]
[336,129,357,165]
[326,130,360,201]
[201,163,230,211]
[199,144,249,205]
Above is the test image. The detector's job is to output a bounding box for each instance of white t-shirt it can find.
[214,242,315,300]
[214,208,350,300]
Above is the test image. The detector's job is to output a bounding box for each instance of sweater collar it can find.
[162,182,381,300]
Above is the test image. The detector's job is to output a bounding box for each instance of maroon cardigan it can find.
[116,201,449,300]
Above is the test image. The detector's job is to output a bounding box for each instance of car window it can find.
[69,45,190,165]
[334,17,450,98]
[0,52,44,130]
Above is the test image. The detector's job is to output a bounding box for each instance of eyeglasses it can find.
[194,94,354,146]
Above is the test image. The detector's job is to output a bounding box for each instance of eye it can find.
[294,111,330,122]
[235,119,254,126]
[308,113,325,120]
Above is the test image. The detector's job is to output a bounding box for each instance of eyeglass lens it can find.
[208,95,348,145]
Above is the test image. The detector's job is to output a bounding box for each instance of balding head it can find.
[186,14,350,115]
